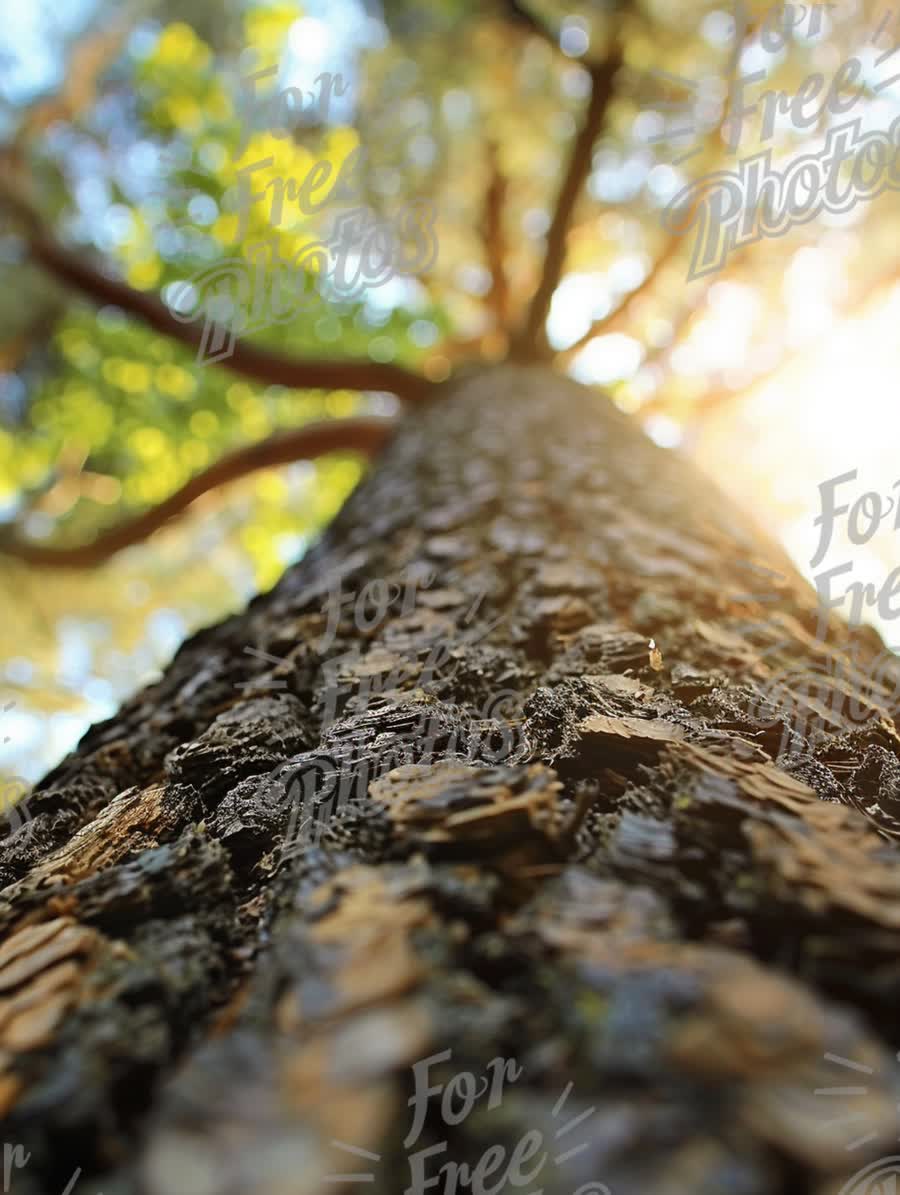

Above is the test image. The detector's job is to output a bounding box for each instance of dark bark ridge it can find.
[1,366,899,1194]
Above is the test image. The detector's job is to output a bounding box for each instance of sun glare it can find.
[693,282,900,643]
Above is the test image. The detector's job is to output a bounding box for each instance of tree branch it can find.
[557,16,764,364]
[0,303,64,371]
[512,47,623,360]
[12,14,137,152]
[630,254,750,420]
[482,140,511,334]
[560,235,682,361]
[25,231,434,401]
[0,417,394,569]
[502,0,559,50]
[0,175,434,404]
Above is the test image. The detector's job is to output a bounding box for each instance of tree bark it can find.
[2,365,900,1195]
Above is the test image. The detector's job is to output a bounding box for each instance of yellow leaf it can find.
[243,7,300,57]
[127,259,161,289]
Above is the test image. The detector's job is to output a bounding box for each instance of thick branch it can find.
[26,232,434,401]
[0,161,434,403]
[0,417,394,569]
[512,48,623,359]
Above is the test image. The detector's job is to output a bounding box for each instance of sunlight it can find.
[694,282,900,643]
[570,333,644,385]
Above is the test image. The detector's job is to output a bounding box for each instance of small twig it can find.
[11,7,139,152]
[628,267,739,421]
[502,0,559,50]
[0,303,65,371]
[0,417,395,569]
[561,236,682,361]
[482,140,511,332]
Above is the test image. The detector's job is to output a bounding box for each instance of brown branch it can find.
[0,181,436,404]
[482,140,511,333]
[561,236,682,361]
[648,245,741,365]
[632,252,751,420]
[0,303,64,371]
[27,232,434,401]
[7,7,139,162]
[558,17,766,364]
[0,417,395,569]
[512,47,624,360]
[502,0,559,49]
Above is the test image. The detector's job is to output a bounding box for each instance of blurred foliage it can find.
[0,0,898,781]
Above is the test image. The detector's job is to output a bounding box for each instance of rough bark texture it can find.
[2,366,900,1195]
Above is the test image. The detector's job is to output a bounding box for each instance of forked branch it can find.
[0,418,394,568]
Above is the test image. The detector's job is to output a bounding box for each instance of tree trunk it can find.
[2,366,900,1195]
